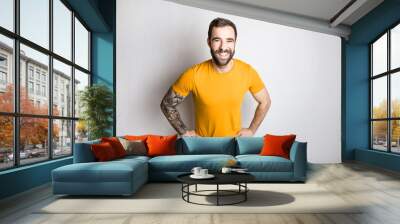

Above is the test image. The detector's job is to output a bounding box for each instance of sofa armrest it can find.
[73,140,100,163]
[289,141,307,181]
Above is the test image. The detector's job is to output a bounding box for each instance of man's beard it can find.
[210,49,235,66]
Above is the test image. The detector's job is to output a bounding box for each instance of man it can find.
[160,17,271,137]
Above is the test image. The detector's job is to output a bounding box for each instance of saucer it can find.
[190,174,215,179]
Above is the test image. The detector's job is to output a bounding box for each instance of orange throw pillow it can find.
[101,137,127,158]
[260,134,296,159]
[124,134,157,141]
[91,142,117,161]
[146,135,177,157]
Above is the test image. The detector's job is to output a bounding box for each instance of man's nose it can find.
[219,41,229,51]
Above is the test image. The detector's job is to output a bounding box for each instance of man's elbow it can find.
[160,100,167,113]
[259,99,271,110]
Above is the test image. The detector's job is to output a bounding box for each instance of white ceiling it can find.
[226,0,353,24]
[225,0,383,26]
[165,0,384,38]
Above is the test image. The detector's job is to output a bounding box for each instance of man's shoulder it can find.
[234,58,252,69]
[188,59,211,71]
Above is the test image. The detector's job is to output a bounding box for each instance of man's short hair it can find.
[208,17,237,40]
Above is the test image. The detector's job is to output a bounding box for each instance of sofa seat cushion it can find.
[52,159,147,183]
[117,155,150,162]
[149,154,235,172]
[236,155,293,172]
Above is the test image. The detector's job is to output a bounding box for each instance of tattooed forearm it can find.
[249,102,270,133]
[160,88,188,135]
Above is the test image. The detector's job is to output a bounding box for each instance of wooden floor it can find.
[1,162,400,224]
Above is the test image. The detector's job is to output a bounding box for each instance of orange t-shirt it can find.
[172,59,265,137]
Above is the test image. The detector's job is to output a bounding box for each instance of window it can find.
[41,73,46,82]
[42,85,46,97]
[0,54,7,87]
[36,83,40,95]
[35,70,40,81]
[28,81,34,94]
[371,23,400,154]
[0,0,91,170]
[0,71,6,85]
[0,55,7,67]
[28,67,34,80]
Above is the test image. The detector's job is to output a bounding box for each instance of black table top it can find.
[177,172,255,185]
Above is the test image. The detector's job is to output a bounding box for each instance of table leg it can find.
[195,184,197,192]
[217,184,219,206]
[245,183,247,201]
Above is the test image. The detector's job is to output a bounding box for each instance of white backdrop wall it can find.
[116,0,341,163]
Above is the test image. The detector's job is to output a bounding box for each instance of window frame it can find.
[0,0,92,171]
[370,20,400,154]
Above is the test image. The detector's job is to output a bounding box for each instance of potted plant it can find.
[79,84,113,140]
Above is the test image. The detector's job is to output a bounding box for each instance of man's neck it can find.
[211,59,234,73]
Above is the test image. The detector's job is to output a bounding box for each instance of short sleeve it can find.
[171,68,194,97]
[248,65,265,94]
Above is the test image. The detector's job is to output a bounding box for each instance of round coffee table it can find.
[177,172,255,206]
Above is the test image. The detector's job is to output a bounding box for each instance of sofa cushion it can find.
[146,135,177,157]
[236,155,293,172]
[91,142,118,161]
[179,137,236,155]
[236,137,263,155]
[260,134,296,159]
[118,138,148,156]
[101,137,127,158]
[148,154,235,172]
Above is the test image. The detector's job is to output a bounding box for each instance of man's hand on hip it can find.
[181,130,199,137]
[237,128,254,137]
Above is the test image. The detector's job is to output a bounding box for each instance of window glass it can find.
[391,24,400,70]
[0,116,13,170]
[74,18,89,69]
[372,121,388,151]
[74,69,89,118]
[372,77,387,119]
[0,0,14,31]
[372,34,387,76]
[53,0,72,60]
[20,117,49,165]
[0,35,14,113]
[53,59,72,117]
[391,72,400,117]
[53,119,72,157]
[20,44,49,115]
[20,0,49,49]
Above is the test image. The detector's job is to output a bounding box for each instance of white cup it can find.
[221,167,232,174]
[191,167,202,176]
[200,169,208,176]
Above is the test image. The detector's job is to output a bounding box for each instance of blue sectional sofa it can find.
[52,137,307,196]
